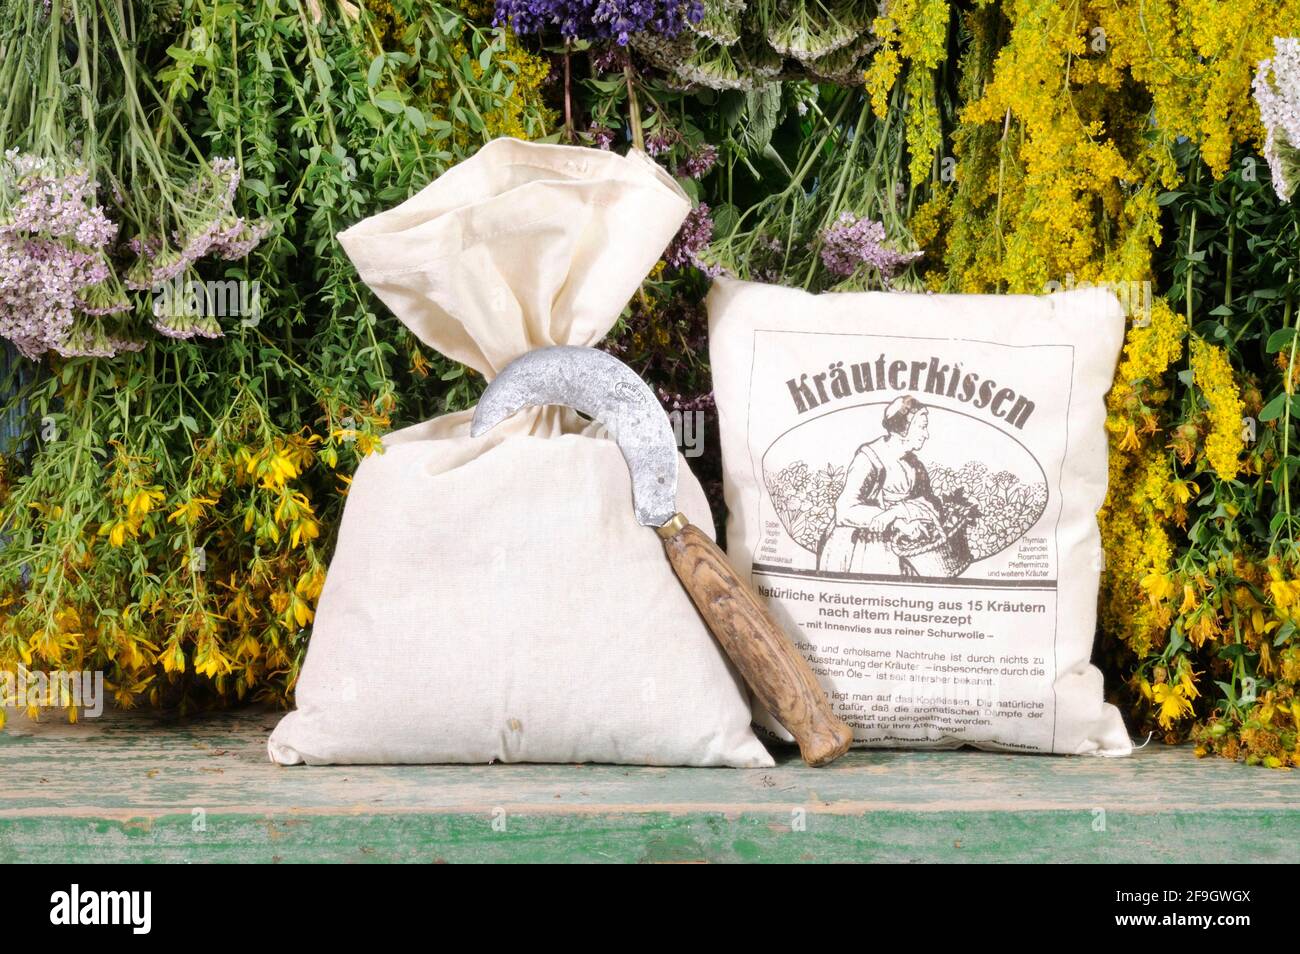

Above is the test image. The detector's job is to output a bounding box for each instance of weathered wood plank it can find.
[1,707,1297,863]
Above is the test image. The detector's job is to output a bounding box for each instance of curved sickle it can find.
[471,346,679,528]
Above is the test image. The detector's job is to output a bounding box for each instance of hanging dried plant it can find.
[631,0,881,90]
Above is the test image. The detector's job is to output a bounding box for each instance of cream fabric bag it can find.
[708,276,1132,756]
[268,140,771,767]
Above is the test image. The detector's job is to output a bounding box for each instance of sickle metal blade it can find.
[471,346,678,528]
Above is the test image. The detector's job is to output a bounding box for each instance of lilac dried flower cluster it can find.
[125,157,271,293]
[665,203,719,274]
[587,124,616,150]
[644,128,680,156]
[149,279,224,341]
[818,212,922,282]
[749,234,790,283]
[0,150,132,358]
[495,0,704,46]
[0,149,270,357]
[1253,37,1300,202]
[2,155,117,248]
[676,143,718,179]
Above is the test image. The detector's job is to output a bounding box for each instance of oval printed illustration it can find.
[761,400,1048,580]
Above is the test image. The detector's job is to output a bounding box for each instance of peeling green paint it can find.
[2,708,1298,863]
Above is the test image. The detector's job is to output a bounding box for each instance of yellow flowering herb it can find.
[1189,338,1246,481]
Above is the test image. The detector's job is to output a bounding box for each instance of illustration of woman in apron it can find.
[817,396,946,576]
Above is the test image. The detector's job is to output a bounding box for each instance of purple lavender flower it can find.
[665,203,715,271]
[495,0,703,46]
[818,212,923,283]
[676,143,718,179]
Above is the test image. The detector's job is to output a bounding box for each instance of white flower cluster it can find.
[1253,37,1300,202]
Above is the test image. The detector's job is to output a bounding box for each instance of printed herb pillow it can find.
[708,276,1132,756]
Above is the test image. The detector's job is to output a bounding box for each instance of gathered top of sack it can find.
[337,138,690,380]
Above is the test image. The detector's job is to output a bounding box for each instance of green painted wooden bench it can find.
[1,707,1296,863]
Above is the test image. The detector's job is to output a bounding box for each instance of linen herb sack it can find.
[707,276,1132,756]
[268,140,771,768]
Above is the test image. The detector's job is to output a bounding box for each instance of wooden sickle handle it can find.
[658,514,853,767]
